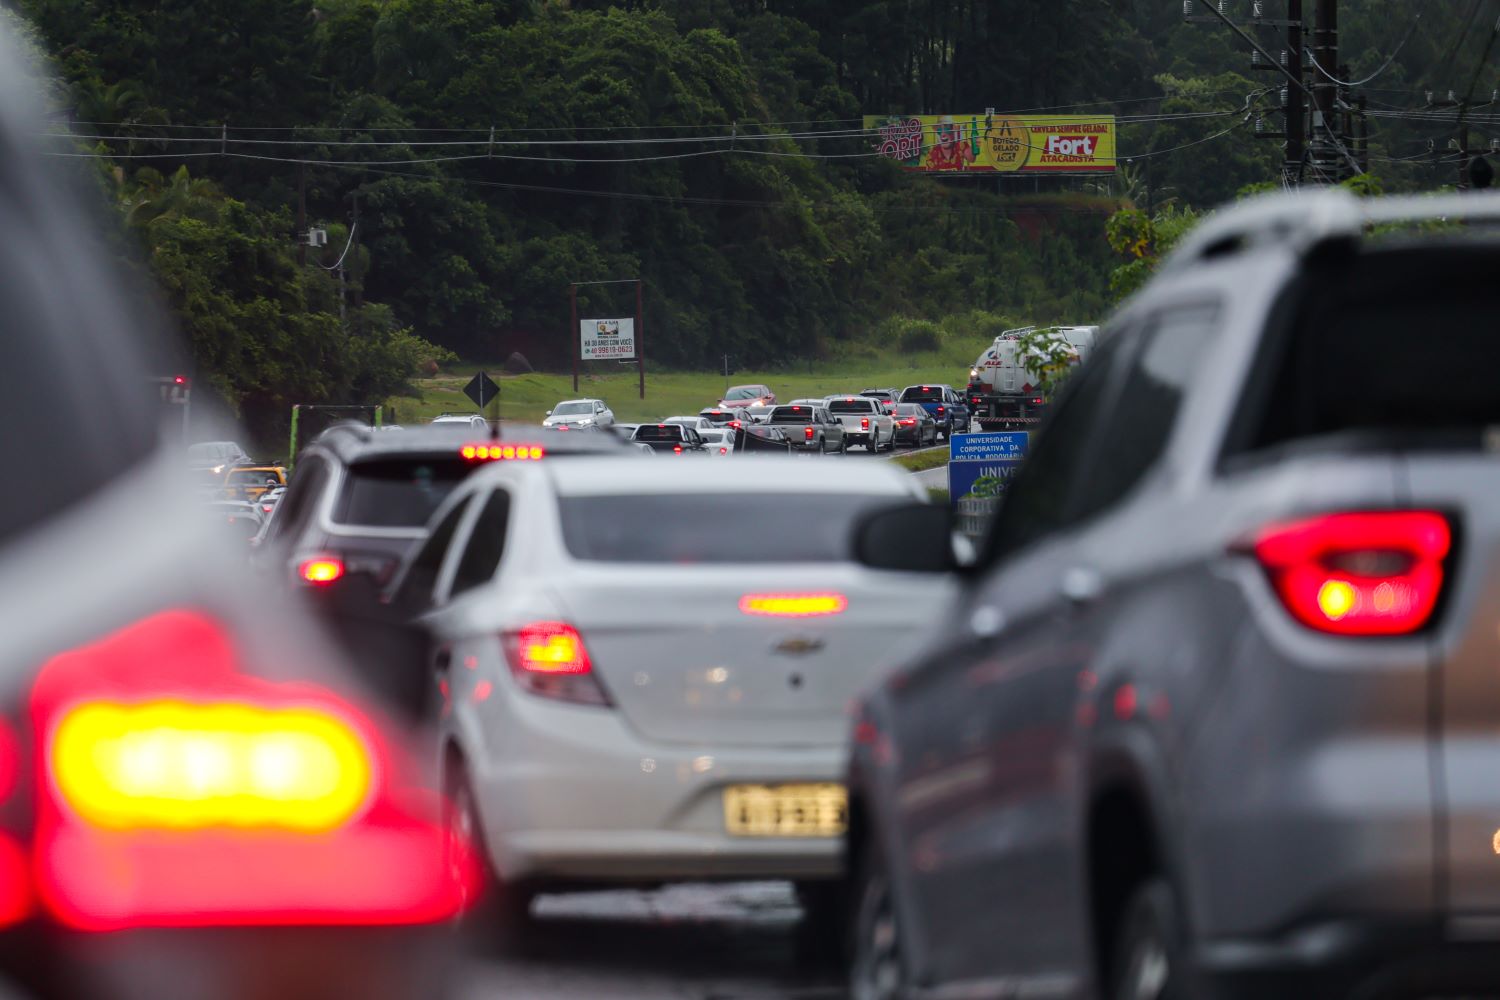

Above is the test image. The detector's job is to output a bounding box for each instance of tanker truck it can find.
[964,325,1098,430]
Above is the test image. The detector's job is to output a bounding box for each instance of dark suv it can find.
[845,189,1500,1000]
[262,423,624,590]
[896,384,970,438]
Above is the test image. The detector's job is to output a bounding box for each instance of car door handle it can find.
[1060,568,1103,608]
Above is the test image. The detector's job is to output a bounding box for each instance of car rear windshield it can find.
[900,387,943,402]
[769,407,813,422]
[1231,245,1500,457]
[633,425,686,442]
[331,457,470,527]
[896,404,925,416]
[700,411,734,423]
[558,493,893,563]
[827,400,875,414]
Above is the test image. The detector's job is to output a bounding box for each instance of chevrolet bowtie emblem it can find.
[774,637,825,656]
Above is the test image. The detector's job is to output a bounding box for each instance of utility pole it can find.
[297,163,307,267]
[349,191,363,327]
[1310,0,1339,183]
[1286,0,1306,183]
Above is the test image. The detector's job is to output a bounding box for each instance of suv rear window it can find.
[558,494,892,563]
[827,400,876,414]
[768,406,813,422]
[1233,246,1500,456]
[633,425,686,442]
[900,387,943,402]
[331,457,470,527]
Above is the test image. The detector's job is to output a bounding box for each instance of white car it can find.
[432,413,488,430]
[663,415,716,434]
[387,458,953,935]
[543,398,613,431]
[698,428,735,456]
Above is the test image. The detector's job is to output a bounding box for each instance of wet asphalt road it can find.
[454,882,845,1000]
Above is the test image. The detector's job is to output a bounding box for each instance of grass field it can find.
[383,355,982,426]
[891,447,950,473]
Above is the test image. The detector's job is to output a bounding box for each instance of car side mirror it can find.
[853,503,971,574]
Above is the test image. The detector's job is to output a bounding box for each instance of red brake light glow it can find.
[673,445,683,454]
[804,426,814,440]
[298,556,344,585]
[861,417,870,430]
[739,593,848,618]
[30,610,470,930]
[503,622,609,706]
[461,444,544,462]
[1250,511,1452,636]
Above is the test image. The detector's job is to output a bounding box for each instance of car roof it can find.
[536,456,913,497]
[309,422,626,462]
[553,398,602,406]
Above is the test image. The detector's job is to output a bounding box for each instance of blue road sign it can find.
[948,431,1029,505]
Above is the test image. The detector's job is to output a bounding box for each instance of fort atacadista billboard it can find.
[864,113,1116,174]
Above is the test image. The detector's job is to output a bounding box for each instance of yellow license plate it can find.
[723,783,848,837]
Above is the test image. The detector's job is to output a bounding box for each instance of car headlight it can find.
[578,418,593,426]
[969,367,981,380]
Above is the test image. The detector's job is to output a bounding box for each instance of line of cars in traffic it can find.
[533,382,972,458]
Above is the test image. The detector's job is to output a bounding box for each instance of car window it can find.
[633,424,685,442]
[984,331,1132,561]
[554,402,591,415]
[1068,305,1220,524]
[900,386,944,402]
[449,491,512,598]
[827,400,874,414]
[268,457,329,541]
[390,497,473,613]
[331,457,470,527]
[559,493,898,563]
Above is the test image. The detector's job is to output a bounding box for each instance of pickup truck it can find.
[896,384,971,439]
[824,396,897,452]
[765,404,846,454]
[630,423,707,455]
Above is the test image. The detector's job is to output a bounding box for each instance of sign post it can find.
[636,278,645,400]
[569,278,646,399]
[570,283,580,394]
[463,372,499,413]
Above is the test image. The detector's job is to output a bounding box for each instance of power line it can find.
[1306,9,1423,87]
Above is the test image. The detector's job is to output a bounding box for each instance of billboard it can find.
[948,431,1029,504]
[864,113,1116,174]
[580,318,636,360]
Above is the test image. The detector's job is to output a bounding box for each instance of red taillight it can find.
[30,610,469,930]
[298,556,345,585]
[902,419,916,426]
[503,622,609,706]
[719,447,728,455]
[937,406,945,414]
[804,427,814,440]
[1031,397,1043,405]
[673,445,683,454]
[1250,511,1452,636]
[729,420,741,429]
[861,418,870,430]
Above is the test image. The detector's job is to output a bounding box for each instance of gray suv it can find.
[844,189,1500,1000]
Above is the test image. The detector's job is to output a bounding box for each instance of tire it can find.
[1109,879,1187,1000]
[840,436,849,455]
[794,880,847,971]
[446,769,537,956]
[849,833,907,1000]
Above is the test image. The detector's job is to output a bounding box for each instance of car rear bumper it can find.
[1196,919,1500,1000]
[465,700,848,884]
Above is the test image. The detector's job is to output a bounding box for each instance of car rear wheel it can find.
[1110,879,1186,1000]
[849,835,907,1000]
[446,769,537,955]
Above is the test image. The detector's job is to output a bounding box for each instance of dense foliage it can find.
[10,0,1492,439]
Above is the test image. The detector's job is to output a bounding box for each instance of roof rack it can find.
[1162,188,1500,275]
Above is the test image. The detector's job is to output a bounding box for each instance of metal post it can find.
[181,385,191,444]
[570,283,579,394]
[350,192,362,325]
[1287,0,1305,182]
[636,279,645,400]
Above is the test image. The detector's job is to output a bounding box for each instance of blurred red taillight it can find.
[299,556,345,585]
[719,447,728,455]
[902,419,916,426]
[30,610,470,930]
[673,445,683,454]
[1250,511,1451,636]
[729,420,741,429]
[804,427,814,441]
[937,406,945,414]
[861,418,870,430]
[502,622,609,706]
